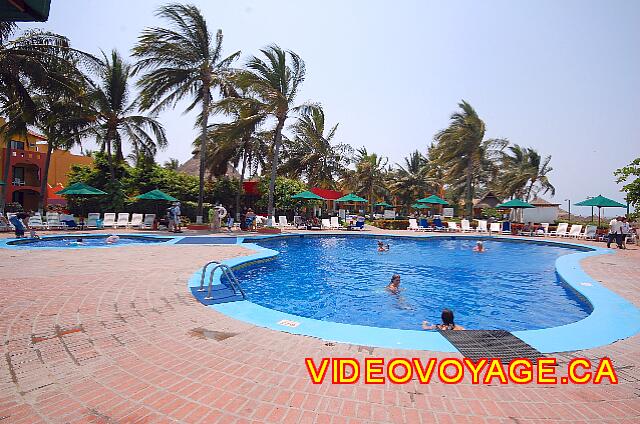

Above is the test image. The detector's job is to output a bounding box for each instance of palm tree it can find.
[132,3,240,218]
[0,22,96,211]
[388,150,438,209]
[90,50,168,183]
[431,101,507,217]
[233,45,308,225]
[283,106,352,188]
[163,158,180,170]
[343,147,389,215]
[499,144,554,201]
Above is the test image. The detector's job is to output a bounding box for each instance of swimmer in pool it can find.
[422,308,465,331]
[386,274,401,293]
[377,241,390,252]
[70,238,84,245]
[473,241,485,252]
[105,235,120,244]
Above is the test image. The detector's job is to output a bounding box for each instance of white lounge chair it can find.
[476,220,488,233]
[86,213,100,229]
[460,219,473,232]
[549,223,568,237]
[278,216,292,228]
[321,218,331,229]
[447,221,460,232]
[28,215,46,230]
[45,212,64,229]
[141,214,155,229]
[129,213,144,228]
[103,213,116,228]
[566,224,583,238]
[489,222,501,233]
[0,216,11,232]
[537,223,549,237]
[578,225,597,240]
[408,218,422,231]
[115,213,130,228]
[330,217,342,230]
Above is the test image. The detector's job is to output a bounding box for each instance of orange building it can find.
[1,118,93,211]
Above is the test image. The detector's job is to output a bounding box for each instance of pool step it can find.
[439,330,544,362]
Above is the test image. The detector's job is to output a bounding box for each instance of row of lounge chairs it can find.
[1,212,156,231]
[275,216,365,230]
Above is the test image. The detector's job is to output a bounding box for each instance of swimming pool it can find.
[6,235,171,248]
[234,236,591,332]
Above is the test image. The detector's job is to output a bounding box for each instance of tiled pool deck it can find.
[0,227,639,423]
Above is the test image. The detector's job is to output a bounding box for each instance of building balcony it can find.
[3,148,46,168]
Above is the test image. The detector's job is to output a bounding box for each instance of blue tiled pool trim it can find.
[189,233,640,353]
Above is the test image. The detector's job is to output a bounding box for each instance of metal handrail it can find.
[197,261,220,291]
[205,263,246,301]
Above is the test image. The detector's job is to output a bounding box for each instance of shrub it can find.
[370,219,410,230]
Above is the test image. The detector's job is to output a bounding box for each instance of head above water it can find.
[441,309,455,326]
[390,274,400,285]
[476,241,484,246]
[76,238,83,243]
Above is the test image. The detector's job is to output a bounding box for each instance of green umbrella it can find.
[56,182,107,196]
[375,201,393,208]
[496,199,535,209]
[411,203,430,209]
[0,0,51,22]
[292,190,326,200]
[335,193,368,203]
[417,194,449,205]
[135,189,178,201]
[575,195,626,227]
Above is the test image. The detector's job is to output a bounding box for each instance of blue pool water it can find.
[236,236,592,331]
[8,235,169,248]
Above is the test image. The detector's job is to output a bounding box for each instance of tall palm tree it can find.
[431,101,507,216]
[342,147,389,215]
[233,45,308,224]
[283,106,352,188]
[90,50,168,183]
[499,144,554,201]
[132,3,240,218]
[388,150,438,208]
[163,158,180,170]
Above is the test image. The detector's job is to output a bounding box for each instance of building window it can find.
[10,140,25,150]
[13,167,25,185]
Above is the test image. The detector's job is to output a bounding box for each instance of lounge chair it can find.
[278,216,292,228]
[141,214,155,229]
[115,213,130,228]
[86,213,100,229]
[501,221,511,235]
[28,215,46,230]
[45,212,64,229]
[476,220,488,233]
[578,225,597,240]
[0,216,11,232]
[432,217,446,231]
[129,213,144,228]
[549,222,568,237]
[566,224,583,238]
[103,213,116,228]
[408,218,427,232]
[354,220,365,231]
[321,218,331,229]
[293,216,304,229]
[460,219,473,233]
[330,217,342,230]
[447,221,460,232]
[489,222,500,233]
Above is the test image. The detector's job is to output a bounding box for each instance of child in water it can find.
[473,241,485,252]
[386,274,401,293]
[377,241,390,252]
[422,309,465,331]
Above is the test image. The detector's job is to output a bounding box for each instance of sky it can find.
[17,0,640,214]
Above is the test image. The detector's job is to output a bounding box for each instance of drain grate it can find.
[175,237,237,245]
[439,330,544,363]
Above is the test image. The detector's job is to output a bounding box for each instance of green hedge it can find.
[371,220,410,230]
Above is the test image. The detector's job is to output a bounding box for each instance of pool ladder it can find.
[197,261,246,301]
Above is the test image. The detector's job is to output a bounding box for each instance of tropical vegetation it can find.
[0,3,560,220]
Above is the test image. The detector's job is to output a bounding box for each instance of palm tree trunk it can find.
[267,117,285,225]
[1,141,12,212]
[465,163,473,217]
[38,141,54,213]
[105,138,116,183]
[198,86,210,219]
[236,150,247,221]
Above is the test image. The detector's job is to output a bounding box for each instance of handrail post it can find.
[198,261,220,292]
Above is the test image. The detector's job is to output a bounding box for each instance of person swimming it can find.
[70,238,84,245]
[386,274,401,293]
[105,235,120,244]
[377,241,390,252]
[473,241,485,252]
[422,309,465,331]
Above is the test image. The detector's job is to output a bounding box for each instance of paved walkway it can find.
[0,230,638,423]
